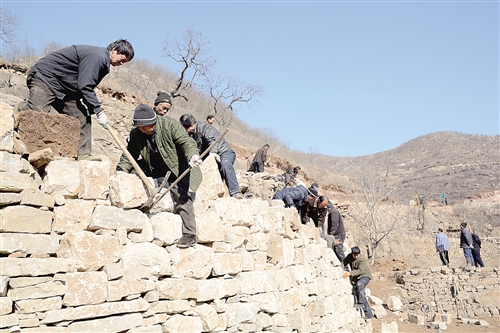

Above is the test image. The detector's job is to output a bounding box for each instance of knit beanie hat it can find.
[133,104,157,126]
[307,183,319,197]
[460,222,467,228]
[154,91,172,106]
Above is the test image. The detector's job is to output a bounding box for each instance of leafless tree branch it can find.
[162,27,215,102]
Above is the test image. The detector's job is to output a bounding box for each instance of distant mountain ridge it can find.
[326,132,499,204]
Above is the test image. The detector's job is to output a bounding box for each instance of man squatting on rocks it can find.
[252,144,270,173]
[18,39,135,161]
[116,104,203,248]
[342,246,375,320]
[435,227,450,266]
[179,113,244,199]
[153,91,172,116]
[283,166,301,187]
[459,222,475,266]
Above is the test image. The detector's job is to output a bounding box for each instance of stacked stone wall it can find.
[0,104,371,332]
[396,266,500,321]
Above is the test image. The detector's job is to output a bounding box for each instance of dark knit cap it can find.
[133,104,157,126]
[438,228,443,232]
[154,91,172,106]
[308,183,319,197]
[461,222,467,228]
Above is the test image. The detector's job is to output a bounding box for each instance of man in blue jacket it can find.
[272,184,309,213]
[18,39,134,160]
[435,228,450,266]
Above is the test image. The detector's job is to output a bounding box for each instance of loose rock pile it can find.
[395,266,499,329]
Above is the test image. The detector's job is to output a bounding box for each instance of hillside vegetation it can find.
[1,59,498,207]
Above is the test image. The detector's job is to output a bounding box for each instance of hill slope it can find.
[1,62,498,206]
[323,132,499,204]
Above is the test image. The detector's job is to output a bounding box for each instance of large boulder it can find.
[14,110,80,158]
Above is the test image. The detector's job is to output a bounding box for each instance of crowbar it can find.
[143,128,229,212]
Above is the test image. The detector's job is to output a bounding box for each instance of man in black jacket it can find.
[324,204,346,261]
[471,229,484,267]
[18,39,134,160]
[179,114,243,199]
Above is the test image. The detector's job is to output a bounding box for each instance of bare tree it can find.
[347,161,406,264]
[162,27,215,101]
[203,73,263,129]
[0,8,19,44]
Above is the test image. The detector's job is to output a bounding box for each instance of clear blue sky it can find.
[3,0,499,157]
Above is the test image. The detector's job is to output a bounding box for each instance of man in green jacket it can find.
[342,246,374,319]
[116,104,203,248]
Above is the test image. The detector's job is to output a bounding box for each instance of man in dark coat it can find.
[272,185,308,212]
[459,222,475,266]
[324,205,346,262]
[471,229,484,267]
[18,39,134,160]
[301,183,329,229]
[252,144,269,173]
[116,105,203,248]
[179,114,243,198]
[343,246,374,320]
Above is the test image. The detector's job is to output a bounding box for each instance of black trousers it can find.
[155,177,197,237]
[438,250,449,266]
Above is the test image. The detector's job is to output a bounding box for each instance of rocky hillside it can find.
[1,61,498,207]
[325,132,499,205]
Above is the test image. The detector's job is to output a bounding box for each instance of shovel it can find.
[142,128,229,212]
[105,125,161,200]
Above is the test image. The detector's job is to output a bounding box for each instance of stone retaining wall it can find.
[0,104,371,333]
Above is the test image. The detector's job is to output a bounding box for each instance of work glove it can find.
[210,153,221,163]
[342,272,351,279]
[189,155,203,168]
[96,111,110,129]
